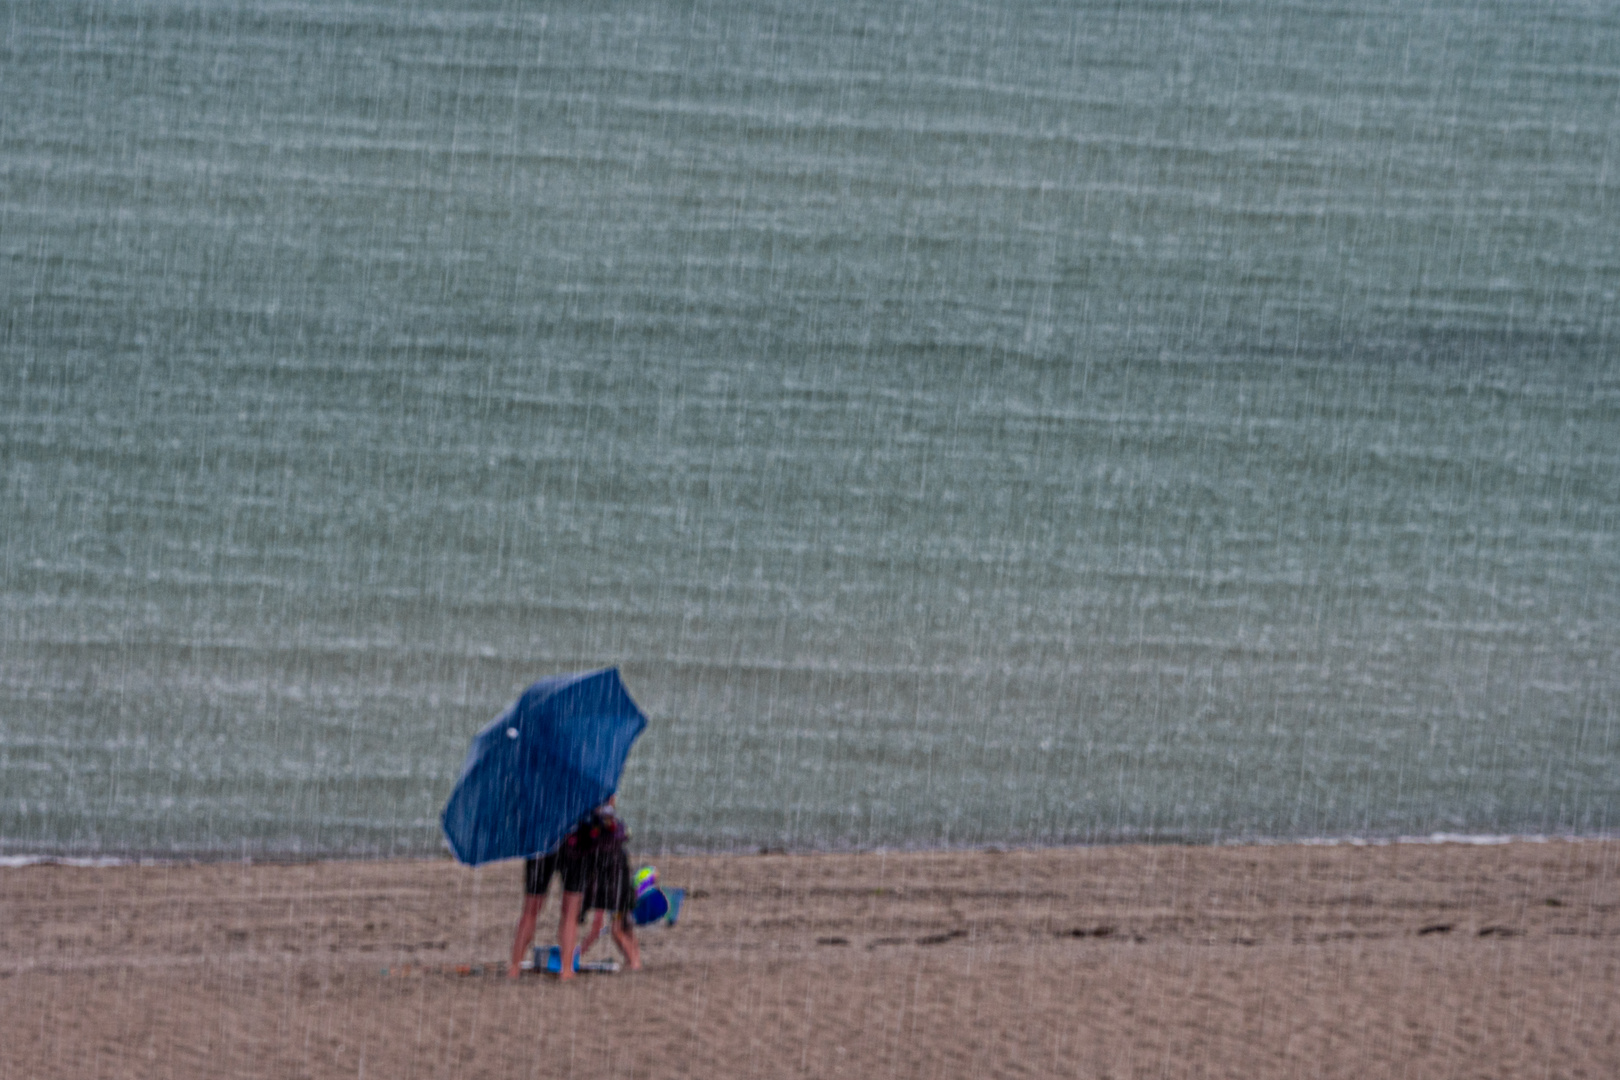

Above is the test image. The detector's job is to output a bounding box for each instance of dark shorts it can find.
[560,847,634,914]
[523,851,560,896]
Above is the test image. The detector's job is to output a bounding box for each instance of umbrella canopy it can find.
[440,667,648,866]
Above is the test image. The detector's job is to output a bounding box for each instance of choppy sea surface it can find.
[3,0,1618,857]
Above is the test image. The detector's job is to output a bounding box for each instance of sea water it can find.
[3,0,1617,857]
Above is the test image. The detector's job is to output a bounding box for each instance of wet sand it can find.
[3,840,1617,1079]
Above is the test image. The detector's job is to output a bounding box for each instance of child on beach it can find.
[554,797,641,979]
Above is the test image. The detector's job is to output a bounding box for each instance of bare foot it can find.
[507,962,523,979]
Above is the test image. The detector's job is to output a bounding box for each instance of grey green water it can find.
[3,0,1618,857]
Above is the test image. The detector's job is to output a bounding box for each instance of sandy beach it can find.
[3,840,1616,1079]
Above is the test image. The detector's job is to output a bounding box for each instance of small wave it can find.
[1265,832,1599,849]
[0,855,150,868]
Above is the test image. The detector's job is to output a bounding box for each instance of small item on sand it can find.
[537,945,620,975]
[538,944,574,974]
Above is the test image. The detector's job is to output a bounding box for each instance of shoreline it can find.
[3,828,1612,869]
[4,837,1617,1078]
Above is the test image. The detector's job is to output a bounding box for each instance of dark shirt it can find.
[560,810,626,857]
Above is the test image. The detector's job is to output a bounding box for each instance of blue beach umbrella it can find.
[440,668,648,866]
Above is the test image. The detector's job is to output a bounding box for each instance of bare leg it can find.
[609,913,642,971]
[555,892,583,980]
[508,894,544,978]
[579,910,605,956]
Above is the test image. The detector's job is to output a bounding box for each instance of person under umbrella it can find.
[554,797,641,979]
[438,668,648,977]
[508,844,562,978]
